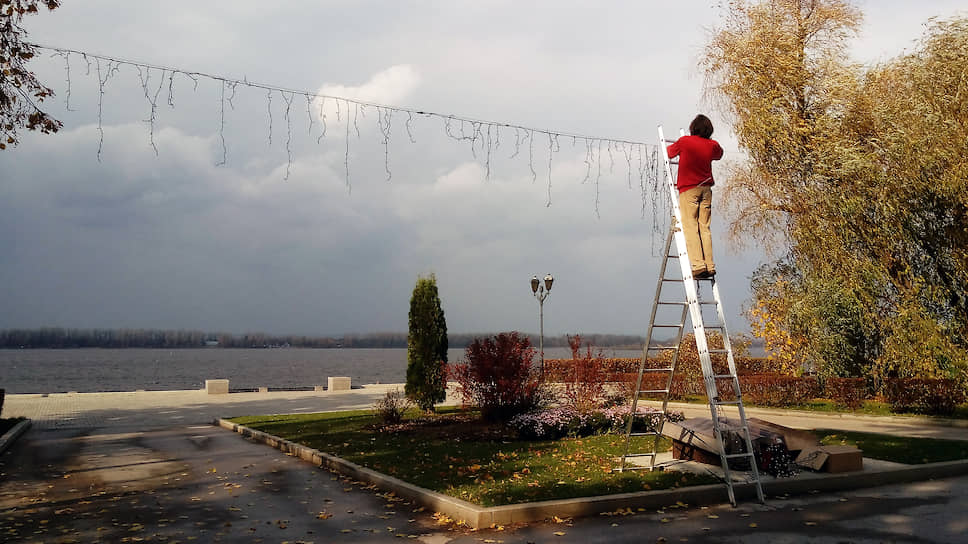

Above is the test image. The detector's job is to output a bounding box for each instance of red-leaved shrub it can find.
[739,374,820,407]
[544,357,640,382]
[735,357,775,375]
[613,366,687,402]
[825,378,868,410]
[561,335,608,413]
[883,378,965,416]
[449,332,546,422]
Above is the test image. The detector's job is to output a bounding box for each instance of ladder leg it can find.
[620,220,680,472]
[642,126,764,504]
[711,278,766,503]
[622,127,764,505]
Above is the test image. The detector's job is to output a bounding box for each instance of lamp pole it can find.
[530,273,554,379]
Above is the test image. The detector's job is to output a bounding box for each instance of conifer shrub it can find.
[405,274,448,412]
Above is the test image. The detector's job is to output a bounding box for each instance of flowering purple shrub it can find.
[509,405,685,440]
[509,407,584,440]
[600,405,684,433]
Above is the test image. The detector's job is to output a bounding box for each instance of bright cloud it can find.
[319,64,420,106]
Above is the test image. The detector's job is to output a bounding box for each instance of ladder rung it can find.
[629,431,661,437]
[657,125,764,505]
[638,389,670,394]
[645,346,677,351]
[651,324,683,328]
[612,465,652,472]
[724,452,755,460]
[624,452,657,458]
[641,367,675,372]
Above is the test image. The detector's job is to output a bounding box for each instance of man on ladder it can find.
[618,114,764,506]
[665,114,723,279]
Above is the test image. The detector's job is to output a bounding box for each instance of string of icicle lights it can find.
[31,42,670,243]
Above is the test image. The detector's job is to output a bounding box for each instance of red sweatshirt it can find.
[666,135,723,193]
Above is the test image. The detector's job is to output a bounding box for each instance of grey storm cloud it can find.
[2,0,962,336]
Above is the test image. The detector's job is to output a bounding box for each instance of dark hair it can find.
[689,114,714,139]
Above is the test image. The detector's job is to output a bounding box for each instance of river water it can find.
[0,347,642,394]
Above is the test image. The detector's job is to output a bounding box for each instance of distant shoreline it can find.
[0,328,656,350]
[0,346,632,394]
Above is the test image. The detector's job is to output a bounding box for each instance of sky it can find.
[1,1,965,337]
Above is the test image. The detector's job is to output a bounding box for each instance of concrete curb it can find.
[0,418,32,455]
[216,417,968,529]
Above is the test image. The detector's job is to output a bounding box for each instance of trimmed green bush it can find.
[884,378,965,416]
[740,374,820,407]
[405,274,448,412]
[825,377,868,410]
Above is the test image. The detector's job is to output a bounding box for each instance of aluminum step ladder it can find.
[616,126,764,506]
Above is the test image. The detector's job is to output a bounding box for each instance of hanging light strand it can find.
[31,41,668,223]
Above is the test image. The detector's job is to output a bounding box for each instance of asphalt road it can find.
[2,388,967,543]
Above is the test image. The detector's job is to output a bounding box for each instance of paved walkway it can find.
[2,387,968,543]
[662,401,968,441]
[3,384,407,430]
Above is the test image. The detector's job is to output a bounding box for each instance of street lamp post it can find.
[530,273,554,379]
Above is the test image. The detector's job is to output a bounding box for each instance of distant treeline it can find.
[0,328,646,350]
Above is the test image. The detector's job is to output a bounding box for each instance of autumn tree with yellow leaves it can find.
[703,0,968,388]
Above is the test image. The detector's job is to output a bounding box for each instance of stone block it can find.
[327,376,351,391]
[205,379,229,394]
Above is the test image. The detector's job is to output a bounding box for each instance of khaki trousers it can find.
[678,186,715,274]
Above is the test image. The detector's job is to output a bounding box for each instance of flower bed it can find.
[230,408,715,506]
[509,405,684,440]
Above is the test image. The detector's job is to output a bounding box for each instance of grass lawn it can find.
[229,408,718,507]
[812,429,968,465]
